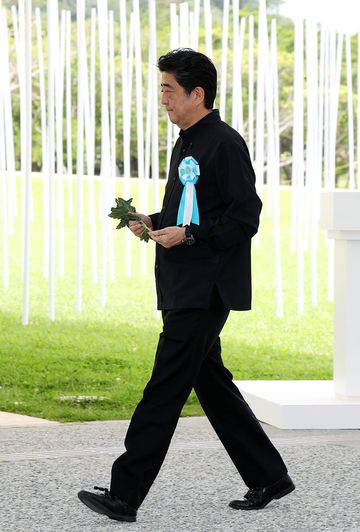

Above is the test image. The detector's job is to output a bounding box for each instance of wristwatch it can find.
[183,225,196,246]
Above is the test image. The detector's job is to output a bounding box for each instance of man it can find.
[78,49,295,523]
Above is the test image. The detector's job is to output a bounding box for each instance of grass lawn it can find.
[0,178,333,421]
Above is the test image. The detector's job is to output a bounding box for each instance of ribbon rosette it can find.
[176,156,200,226]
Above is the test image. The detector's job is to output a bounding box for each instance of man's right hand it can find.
[128,213,153,238]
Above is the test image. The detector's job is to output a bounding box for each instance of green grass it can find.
[0,179,333,421]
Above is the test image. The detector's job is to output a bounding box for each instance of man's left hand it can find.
[149,227,186,248]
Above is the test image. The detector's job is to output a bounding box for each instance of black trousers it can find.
[110,290,288,509]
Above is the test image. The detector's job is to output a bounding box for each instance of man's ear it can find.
[193,86,206,107]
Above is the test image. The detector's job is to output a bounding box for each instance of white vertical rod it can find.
[0,8,17,235]
[22,0,32,325]
[83,7,97,284]
[166,4,177,177]
[108,10,116,282]
[237,17,246,134]
[266,18,283,317]
[358,32,360,189]
[133,0,147,274]
[88,7,98,284]
[144,44,152,181]
[0,16,9,289]
[179,2,189,48]
[47,0,56,321]
[192,0,200,50]
[56,9,65,277]
[35,7,49,278]
[345,34,355,189]
[204,0,213,60]
[98,0,111,307]
[323,29,330,190]
[271,19,280,171]
[120,0,132,277]
[329,31,343,189]
[255,0,266,206]
[317,26,325,193]
[149,0,159,212]
[292,16,305,314]
[248,15,254,161]
[134,0,144,181]
[306,18,319,306]
[327,32,342,302]
[219,0,229,121]
[231,0,239,129]
[65,10,73,217]
[76,0,85,312]
[2,10,16,234]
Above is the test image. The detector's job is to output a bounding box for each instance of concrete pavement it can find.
[1,414,360,531]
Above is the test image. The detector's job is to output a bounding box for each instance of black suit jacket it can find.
[149,109,262,310]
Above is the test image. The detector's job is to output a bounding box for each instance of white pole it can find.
[345,34,355,189]
[192,0,200,51]
[145,44,152,181]
[76,0,85,312]
[231,0,239,129]
[82,7,96,283]
[318,26,325,195]
[133,0,147,275]
[255,0,266,206]
[35,7,49,278]
[204,0,213,60]
[166,4,178,177]
[22,0,32,325]
[98,0,111,307]
[65,10,73,217]
[323,29,330,190]
[120,0,132,277]
[358,32,360,189]
[266,18,283,317]
[108,10,116,283]
[306,18,319,306]
[292,16,305,314]
[47,0,56,321]
[327,32,343,302]
[179,1,189,48]
[248,15,254,161]
[56,9,65,277]
[237,17,246,135]
[88,7,98,284]
[149,0,159,212]
[329,31,343,189]
[0,19,9,289]
[1,10,16,235]
[219,0,229,121]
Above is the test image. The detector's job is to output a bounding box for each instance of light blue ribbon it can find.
[176,156,200,226]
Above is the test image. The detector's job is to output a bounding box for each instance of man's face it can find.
[160,72,196,130]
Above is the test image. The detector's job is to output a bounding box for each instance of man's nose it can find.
[161,93,168,106]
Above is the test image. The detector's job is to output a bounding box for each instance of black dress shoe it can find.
[77,486,137,522]
[229,473,295,510]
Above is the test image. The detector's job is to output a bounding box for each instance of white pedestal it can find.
[236,191,360,429]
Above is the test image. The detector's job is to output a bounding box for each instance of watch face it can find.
[184,235,195,246]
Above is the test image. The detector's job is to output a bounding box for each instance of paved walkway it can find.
[1,413,360,532]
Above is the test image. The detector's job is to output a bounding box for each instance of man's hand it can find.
[128,213,153,238]
[149,226,186,248]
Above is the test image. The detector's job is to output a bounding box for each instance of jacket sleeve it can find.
[149,212,160,230]
[189,138,262,251]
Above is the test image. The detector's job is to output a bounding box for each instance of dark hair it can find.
[157,48,217,110]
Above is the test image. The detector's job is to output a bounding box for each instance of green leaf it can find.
[108,197,150,243]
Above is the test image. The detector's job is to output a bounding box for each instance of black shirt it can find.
[150,109,262,310]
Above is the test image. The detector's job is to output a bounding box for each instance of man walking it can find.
[78,49,295,523]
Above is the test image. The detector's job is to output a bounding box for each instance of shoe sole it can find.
[230,483,295,511]
[77,492,136,522]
